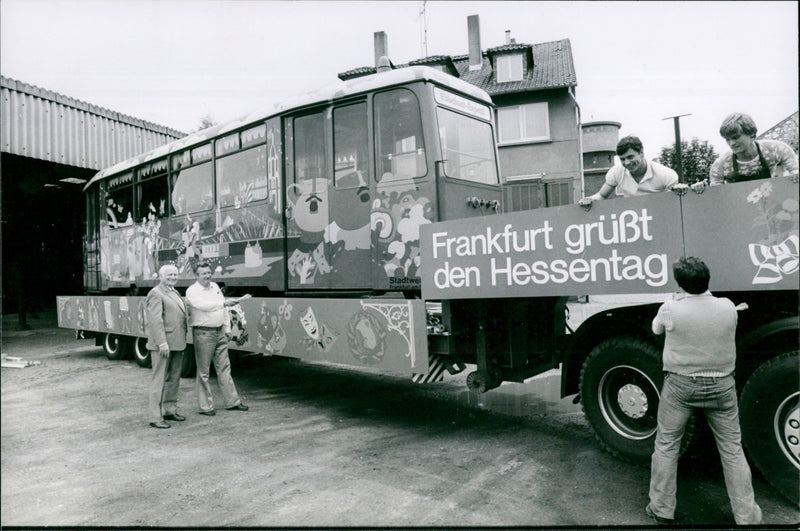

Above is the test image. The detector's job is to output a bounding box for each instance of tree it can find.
[190,114,218,133]
[654,137,718,184]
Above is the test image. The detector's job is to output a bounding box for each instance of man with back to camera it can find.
[145,264,188,429]
[646,256,762,526]
[579,135,679,205]
[185,261,251,416]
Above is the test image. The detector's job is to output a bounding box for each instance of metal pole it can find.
[673,117,684,183]
[662,114,691,184]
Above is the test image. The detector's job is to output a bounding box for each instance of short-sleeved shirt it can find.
[185,281,228,331]
[710,139,799,184]
[604,159,679,197]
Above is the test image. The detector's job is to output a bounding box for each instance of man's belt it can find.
[194,325,223,331]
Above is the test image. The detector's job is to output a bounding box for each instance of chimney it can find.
[505,30,511,44]
[467,15,482,71]
[374,31,388,68]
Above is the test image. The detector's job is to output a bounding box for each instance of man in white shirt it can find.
[185,261,251,416]
[580,136,679,205]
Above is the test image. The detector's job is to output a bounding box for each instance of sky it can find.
[1,0,798,157]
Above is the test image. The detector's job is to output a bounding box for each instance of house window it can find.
[497,102,549,144]
[496,54,524,82]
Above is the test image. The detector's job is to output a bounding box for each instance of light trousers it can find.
[147,349,184,423]
[649,372,762,525]
[193,328,241,412]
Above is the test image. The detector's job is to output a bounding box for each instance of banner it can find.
[421,177,798,300]
[420,193,684,299]
[683,177,798,291]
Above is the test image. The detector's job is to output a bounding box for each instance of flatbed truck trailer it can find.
[56,65,798,504]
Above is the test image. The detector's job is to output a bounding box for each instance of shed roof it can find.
[1,75,186,171]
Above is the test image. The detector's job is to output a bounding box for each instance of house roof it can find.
[338,39,576,96]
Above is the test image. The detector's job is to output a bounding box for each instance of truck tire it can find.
[180,346,196,379]
[102,333,127,360]
[132,337,151,368]
[740,351,799,506]
[580,337,673,465]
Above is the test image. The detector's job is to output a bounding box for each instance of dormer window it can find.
[496,54,524,82]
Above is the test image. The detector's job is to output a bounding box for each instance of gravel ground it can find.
[2,310,798,528]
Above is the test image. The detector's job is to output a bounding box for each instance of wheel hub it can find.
[617,383,648,419]
[778,398,800,468]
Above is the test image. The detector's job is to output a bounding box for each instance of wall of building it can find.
[494,89,581,202]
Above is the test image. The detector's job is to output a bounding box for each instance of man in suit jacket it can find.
[146,264,188,429]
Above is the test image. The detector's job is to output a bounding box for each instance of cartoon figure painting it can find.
[257,301,287,354]
[298,306,338,353]
[347,309,388,364]
[286,178,331,284]
[227,304,249,347]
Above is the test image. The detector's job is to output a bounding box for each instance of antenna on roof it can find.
[419,0,428,57]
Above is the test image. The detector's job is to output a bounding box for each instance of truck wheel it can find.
[132,337,151,368]
[181,346,196,379]
[740,351,799,505]
[580,337,690,465]
[102,333,127,360]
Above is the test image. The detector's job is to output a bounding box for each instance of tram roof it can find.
[84,66,493,190]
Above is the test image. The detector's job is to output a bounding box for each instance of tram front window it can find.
[375,89,427,181]
[436,107,498,185]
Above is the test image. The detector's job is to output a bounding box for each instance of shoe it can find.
[646,504,674,525]
[149,421,170,429]
[164,413,185,421]
[226,403,249,411]
[199,410,216,416]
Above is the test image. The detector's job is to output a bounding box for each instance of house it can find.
[338,15,581,211]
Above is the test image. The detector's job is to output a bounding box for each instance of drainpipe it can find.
[567,87,585,200]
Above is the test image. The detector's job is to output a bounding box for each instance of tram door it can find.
[285,110,331,290]
[327,100,374,289]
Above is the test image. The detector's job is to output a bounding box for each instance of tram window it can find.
[333,103,368,188]
[216,133,240,157]
[138,175,169,220]
[171,162,213,215]
[192,144,212,163]
[436,107,498,185]
[241,124,266,148]
[105,185,133,227]
[105,173,134,227]
[216,145,268,208]
[294,112,326,181]
[374,89,426,181]
[171,150,190,171]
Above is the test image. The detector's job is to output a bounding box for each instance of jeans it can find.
[649,372,762,525]
[193,328,241,412]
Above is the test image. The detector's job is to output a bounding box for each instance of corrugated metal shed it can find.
[1,75,186,171]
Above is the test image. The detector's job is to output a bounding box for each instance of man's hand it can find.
[578,195,597,211]
[690,180,709,193]
[159,344,170,358]
[224,294,252,307]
